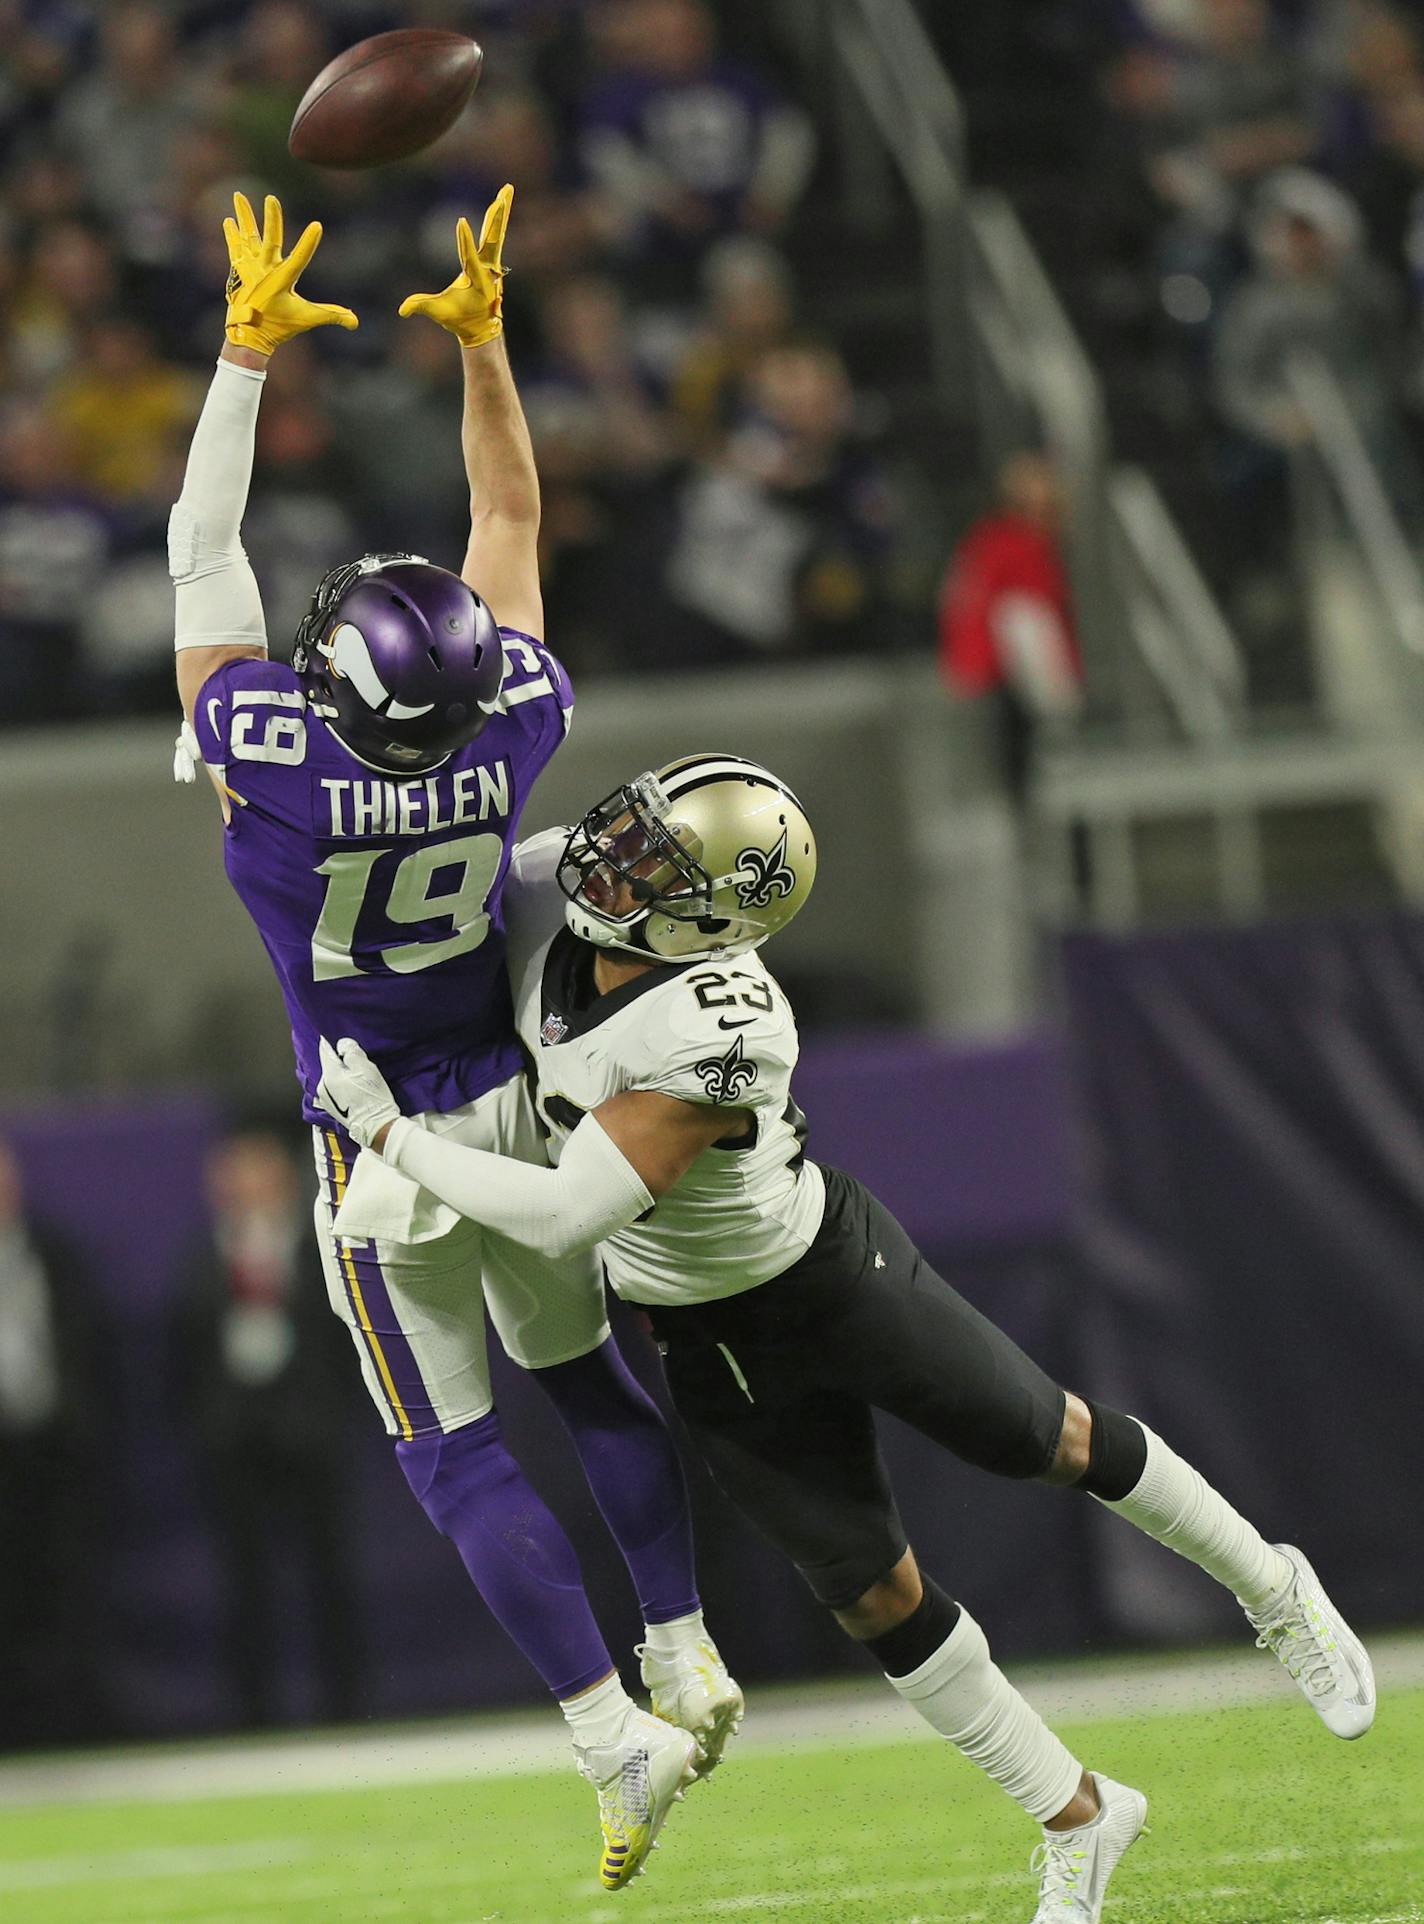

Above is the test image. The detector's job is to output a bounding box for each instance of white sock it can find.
[560,1670,636,1749]
[642,1608,708,1658]
[1099,1423,1293,1611]
[887,1608,1083,1823]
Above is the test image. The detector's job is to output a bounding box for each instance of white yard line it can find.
[0,1633,1420,1812]
[0,1838,313,1889]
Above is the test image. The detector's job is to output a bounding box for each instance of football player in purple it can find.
[171,187,739,1886]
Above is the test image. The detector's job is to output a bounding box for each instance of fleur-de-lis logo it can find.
[694,1032,759,1104]
[734,828,797,910]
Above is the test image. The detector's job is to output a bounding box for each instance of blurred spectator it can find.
[579,0,815,280]
[4,146,91,237]
[419,89,596,301]
[672,236,795,448]
[56,5,211,239]
[0,402,114,723]
[937,452,1083,802]
[50,320,198,503]
[171,1126,360,1728]
[333,316,469,561]
[244,340,359,643]
[1326,7,1424,266]
[1213,169,1413,500]
[534,273,676,477]
[0,1139,111,1745]
[664,339,891,662]
[1109,0,1321,309]
[521,273,679,666]
[0,1,91,165]
[1150,0,1319,215]
[223,1,330,193]
[8,219,117,386]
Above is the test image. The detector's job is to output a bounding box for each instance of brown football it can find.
[288,29,482,170]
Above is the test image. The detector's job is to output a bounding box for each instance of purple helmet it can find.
[291,552,504,773]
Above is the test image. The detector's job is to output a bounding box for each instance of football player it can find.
[317,754,1377,1924]
[170,192,741,1888]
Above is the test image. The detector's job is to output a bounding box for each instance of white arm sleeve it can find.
[382,1111,654,1261]
[168,358,269,654]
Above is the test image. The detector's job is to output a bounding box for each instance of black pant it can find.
[647,1167,1066,1609]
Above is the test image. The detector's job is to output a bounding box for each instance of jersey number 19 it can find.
[311,833,503,980]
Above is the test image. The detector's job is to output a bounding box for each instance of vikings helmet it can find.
[559,754,817,963]
[291,553,504,773]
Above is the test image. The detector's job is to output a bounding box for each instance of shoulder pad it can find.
[634,962,796,1106]
[193,659,306,768]
[498,630,574,728]
[510,826,571,890]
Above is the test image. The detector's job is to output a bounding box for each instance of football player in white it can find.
[318,753,1376,1924]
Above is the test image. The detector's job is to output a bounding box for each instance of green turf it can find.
[2,1690,1420,1924]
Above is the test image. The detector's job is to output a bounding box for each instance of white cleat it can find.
[1244,1543,1375,1739]
[575,1707,702,1891]
[1028,1774,1147,1922]
[638,1636,745,1778]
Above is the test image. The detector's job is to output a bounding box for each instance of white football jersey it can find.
[505,830,827,1306]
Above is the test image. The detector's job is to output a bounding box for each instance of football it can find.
[288,29,483,170]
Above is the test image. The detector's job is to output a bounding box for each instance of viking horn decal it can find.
[319,622,435,719]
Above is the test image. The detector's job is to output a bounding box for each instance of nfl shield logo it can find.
[541,1012,569,1045]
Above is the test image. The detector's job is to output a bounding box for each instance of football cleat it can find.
[1244,1543,1375,1739]
[1028,1774,1148,1922]
[638,1636,745,1778]
[575,1707,703,1890]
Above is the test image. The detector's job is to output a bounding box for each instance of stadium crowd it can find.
[1051,1,1424,646]
[0,0,910,729]
[15,3,1424,735]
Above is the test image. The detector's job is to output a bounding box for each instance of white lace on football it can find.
[1030,1833,1090,1913]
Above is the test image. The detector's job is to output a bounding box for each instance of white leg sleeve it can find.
[375,1112,653,1263]
[1096,1423,1292,1611]
[169,358,269,653]
[887,1609,1083,1822]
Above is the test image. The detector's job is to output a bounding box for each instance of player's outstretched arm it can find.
[398,186,543,637]
[317,1041,734,1258]
[173,193,358,726]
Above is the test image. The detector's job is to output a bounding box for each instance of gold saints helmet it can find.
[558,753,817,962]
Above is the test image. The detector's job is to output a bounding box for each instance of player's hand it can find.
[223,192,358,356]
[317,1036,401,1152]
[398,183,512,348]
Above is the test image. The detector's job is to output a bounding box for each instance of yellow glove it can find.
[223,191,358,356]
[398,184,512,349]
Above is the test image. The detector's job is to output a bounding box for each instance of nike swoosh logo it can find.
[206,696,222,739]
[717,1016,757,1030]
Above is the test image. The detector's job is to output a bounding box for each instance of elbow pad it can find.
[170,359,269,652]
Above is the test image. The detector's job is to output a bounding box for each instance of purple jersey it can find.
[194,628,572,1123]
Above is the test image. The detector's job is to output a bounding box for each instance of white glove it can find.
[317,1036,402,1151]
[173,717,201,783]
